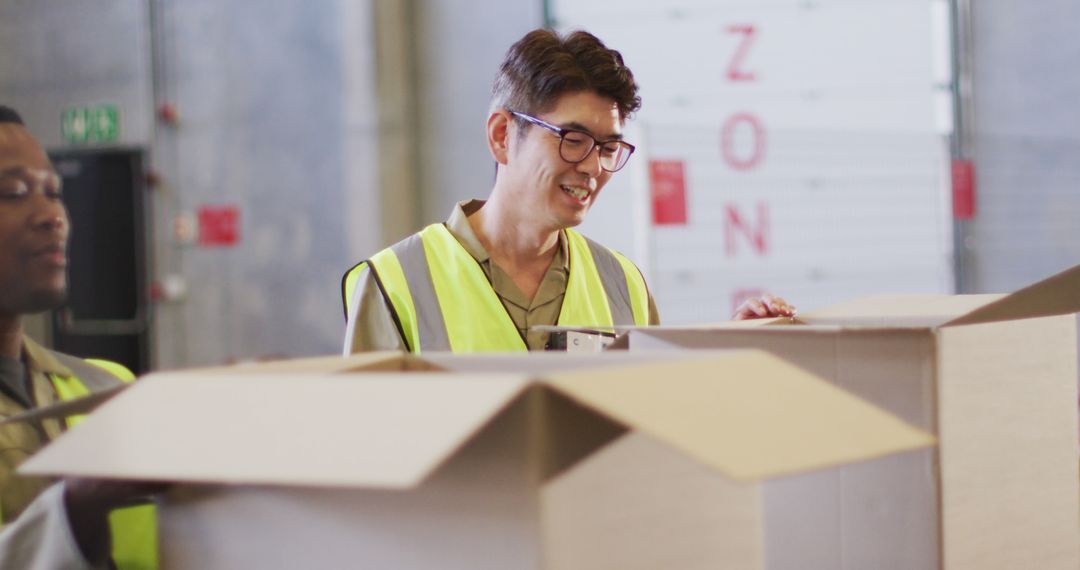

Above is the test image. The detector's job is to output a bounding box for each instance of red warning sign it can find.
[650,160,688,226]
[198,205,240,247]
[952,160,976,220]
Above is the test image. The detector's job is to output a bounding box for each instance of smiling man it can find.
[342,29,793,353]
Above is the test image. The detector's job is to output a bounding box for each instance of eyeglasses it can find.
[0,168,62,200]
[510,110,635,173]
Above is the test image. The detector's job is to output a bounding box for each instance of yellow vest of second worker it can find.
[342,224,649,353]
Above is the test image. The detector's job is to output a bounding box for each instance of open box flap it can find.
[795,294,1002,328]
[944,264,1080,326]
[21,371,531,489]
[541,352,935,481]
[183,352,441,375]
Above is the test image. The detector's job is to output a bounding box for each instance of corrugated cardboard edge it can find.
[796,294,1002,328]
[19,373,535,489]
[0,384,126,426]
[180,351,433,375]
[627,326,938,346]
[617,319,798,331]
[4,352,436,428]
[945,263,1080,326]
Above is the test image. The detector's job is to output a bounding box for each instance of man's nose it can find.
[30,195,69,234]
[575,145,604,177]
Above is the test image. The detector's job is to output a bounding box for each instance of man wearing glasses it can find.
[342,29,793,353]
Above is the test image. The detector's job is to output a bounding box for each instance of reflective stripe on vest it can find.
[581,235,650,327]
[343,223,649,353]
[44,359,158,570]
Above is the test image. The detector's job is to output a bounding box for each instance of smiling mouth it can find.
[30,245,67,266]
[561,185,591,201]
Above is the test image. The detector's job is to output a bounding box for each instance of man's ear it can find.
[486,110,512,165]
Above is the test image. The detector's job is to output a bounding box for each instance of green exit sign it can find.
[61,104,120,144]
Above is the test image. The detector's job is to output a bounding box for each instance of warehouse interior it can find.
[1,0,1079,568]
[3,0,1077,370]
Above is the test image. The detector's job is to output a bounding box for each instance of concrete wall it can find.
[963,0,1080,291]
[0,1,155,149]
[0,0,541,368]
[413,0,544,224]
[0,0,382,367]
[150,0,386,367]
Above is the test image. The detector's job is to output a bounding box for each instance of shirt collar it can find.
[444,199,570,270]
[445,199,490,263]
[21,335,73,378]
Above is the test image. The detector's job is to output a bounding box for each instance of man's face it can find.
[0,123,69,317]
[506,90,623,230]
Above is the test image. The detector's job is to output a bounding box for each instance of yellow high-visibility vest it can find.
[342,224,649,352]
[42,358,157,570]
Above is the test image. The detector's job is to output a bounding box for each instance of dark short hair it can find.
[0,105,25,125]
[491,29,641,124]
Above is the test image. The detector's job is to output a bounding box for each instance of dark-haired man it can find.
[0,106,156,568]
[342,29,792,353]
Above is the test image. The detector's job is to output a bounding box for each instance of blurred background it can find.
[0,0,1076,373]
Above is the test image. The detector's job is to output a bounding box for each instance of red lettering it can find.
[724,202,770,257]
[721,113,766,171]
[726,25,758,81]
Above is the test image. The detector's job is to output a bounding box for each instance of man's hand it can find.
[63,478,168,566]
[732,294,796,320]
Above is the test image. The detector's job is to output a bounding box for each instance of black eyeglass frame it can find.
[509,110,636,173]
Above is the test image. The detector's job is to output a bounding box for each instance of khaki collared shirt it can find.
[0,336,69,521]
[343,200,659,353]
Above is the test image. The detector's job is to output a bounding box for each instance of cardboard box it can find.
[624,264,1080,569]
[21,351,934,569]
